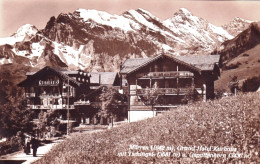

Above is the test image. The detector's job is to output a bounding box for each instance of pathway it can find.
[0,137,64,164]
[0,126,105,164]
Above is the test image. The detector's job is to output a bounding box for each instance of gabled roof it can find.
[120,54,220,75]
[89,72,119,85]
[18,66,81,87]
[120,54,203,75]
[120,58,151,74]
[175,55,220,71]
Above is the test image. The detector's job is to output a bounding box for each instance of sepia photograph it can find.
[0,0,259,163]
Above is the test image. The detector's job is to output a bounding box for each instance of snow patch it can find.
[0,37,19,46]
[208,23,233,40]
[76,9,134,32]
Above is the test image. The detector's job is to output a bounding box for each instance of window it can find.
[154,64,158,72]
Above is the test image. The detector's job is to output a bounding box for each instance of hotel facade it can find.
[18,53,220,123]
[18,66,126,124]
[120,53,220,122]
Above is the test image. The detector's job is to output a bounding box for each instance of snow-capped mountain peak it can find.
[12,24,38,40]
[222,17,253,36]
[163,8,234,54]
[0,24,38,46]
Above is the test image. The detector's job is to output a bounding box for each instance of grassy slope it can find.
[35,92,259,164]
[216,44,260,91]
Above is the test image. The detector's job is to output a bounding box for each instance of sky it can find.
[1,0,260,38]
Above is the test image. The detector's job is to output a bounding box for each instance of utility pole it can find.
[67,78,70,136]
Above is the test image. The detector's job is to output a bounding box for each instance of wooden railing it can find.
[74,101,91,106]
[62,92,73,97]
[27,105,74,110]
[38,93,62,98]
[88,101,127,108]
[139,71,194,78]
[136,88,190,95]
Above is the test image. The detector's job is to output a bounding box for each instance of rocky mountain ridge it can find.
[222,17,252,37]
[0,8,253,72]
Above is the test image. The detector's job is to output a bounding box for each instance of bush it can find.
[242,76,260,92]
[0,102,35,138]
[228,76,239,93]
[225,62,241,70]
[35,110,61,139]
[0,135,24,156]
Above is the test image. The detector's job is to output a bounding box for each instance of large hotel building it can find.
[18,53,220,123]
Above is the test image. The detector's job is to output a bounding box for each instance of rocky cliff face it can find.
[1,8,250,72]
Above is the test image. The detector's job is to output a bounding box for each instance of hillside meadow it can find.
[35,92,259,163]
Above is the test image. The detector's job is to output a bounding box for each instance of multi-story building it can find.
[120,53,220,122]
[18,66,91,121]
[18,66,127,124]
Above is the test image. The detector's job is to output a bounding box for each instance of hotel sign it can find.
[39,80,59,86]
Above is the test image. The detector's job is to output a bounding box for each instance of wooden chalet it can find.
[120,53,220,122]
[18,66,127,125]
[18,66,91,121]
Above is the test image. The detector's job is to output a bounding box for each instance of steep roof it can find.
[18,66,81,87]
[175,55,220,71]
[89,72,119,85]
[120,58,151,74]
[120,54,220,74]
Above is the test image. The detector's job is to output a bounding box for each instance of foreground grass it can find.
[35,92,259,163]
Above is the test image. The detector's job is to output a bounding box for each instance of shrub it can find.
[225,62,241,70]
[0,133,24,156]
[242,76,260,92]
[36,110,61,139]
[228,76,239,93]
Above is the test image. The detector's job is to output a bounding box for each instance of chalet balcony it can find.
[138,71,194,79]
[72,101,102,108]
[39,93,62,98]
[27,104,74,110]
[136,88,191,95]
[74,101,91,106]
[25,93,36,97]
[74,101,127,108]
[62,92,74,97]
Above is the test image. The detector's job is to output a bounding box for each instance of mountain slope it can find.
[215,22,260,67]
[213,21,260,91]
